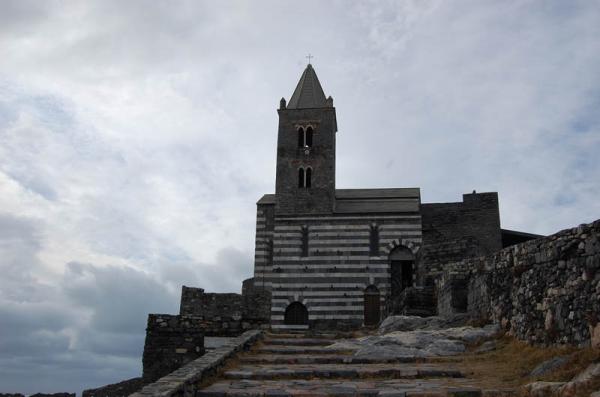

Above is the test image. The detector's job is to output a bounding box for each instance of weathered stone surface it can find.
[558,362,600,397]
[529,356,569,377]
[521,382,565,397]
[378,315,470,334]
[329,324,499,359]
[474,340,497,354]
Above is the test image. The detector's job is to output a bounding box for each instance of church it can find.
[252,63,539,330]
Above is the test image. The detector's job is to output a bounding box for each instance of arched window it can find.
[369,225,379,256]
[298,168,305,188]
[305,127,313,147]
[297,127,305,148]
[305,167,312,188]
[301,226,309,257]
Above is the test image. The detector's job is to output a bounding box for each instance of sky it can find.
[1,0,599,394]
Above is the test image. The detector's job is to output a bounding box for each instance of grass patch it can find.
[452,335,599,387]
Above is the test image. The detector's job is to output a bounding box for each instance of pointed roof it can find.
[287,64,327,109]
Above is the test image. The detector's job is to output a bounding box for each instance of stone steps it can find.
[239,354,422,365]
[197,379,516,397]
[265,332,338,339]
[224,364,464,380]
[256,345,353,355]
[262,338,334,346]
[197,331,516,397]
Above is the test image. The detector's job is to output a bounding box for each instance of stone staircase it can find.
[197,331,512,396]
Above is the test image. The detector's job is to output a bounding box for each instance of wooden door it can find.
[364,286,381,326]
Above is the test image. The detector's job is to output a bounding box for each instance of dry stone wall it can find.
[438,219,600,346]
[142,314,205,383]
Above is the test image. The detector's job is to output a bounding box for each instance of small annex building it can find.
[252,64,540,330]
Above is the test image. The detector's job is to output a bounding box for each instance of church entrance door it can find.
[389,246,415,300]
[364,285,381,326]
[284,302,308,325]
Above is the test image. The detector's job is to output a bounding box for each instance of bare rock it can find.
[522,381,565,397]
[378,314,470,334]
[529,356,569,377]
[559,362,600,397]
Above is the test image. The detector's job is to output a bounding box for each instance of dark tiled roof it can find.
[335,188,421,213]
[257,194,276,204]
[336,188,420,199]
[287,64,327,109]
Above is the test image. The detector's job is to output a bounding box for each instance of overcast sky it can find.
[1,0,599,394]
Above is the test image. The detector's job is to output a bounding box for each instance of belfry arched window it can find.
[297,127,305,148]
[305,127,313,147]
[298,168,304,188]
[298,167,312,188]
[297,126,313,148]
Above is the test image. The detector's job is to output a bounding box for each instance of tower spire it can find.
[287,64,327,109]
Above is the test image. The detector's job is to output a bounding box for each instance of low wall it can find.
[438,219,600,346]
[82,377,144,397]
[132,330,262,397]
[142,315,205,383]
[178,281,271,336]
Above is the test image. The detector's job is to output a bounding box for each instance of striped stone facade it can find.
[253,191,423,329]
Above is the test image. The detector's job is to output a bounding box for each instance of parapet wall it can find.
[438,219,600,346]
[179,279,271,336]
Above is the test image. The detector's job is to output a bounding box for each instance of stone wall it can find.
[421,192,502,284]
[132,330,262,397]
[177,281,270,336]
[438,219,600,346]
[142,314,205,383]
[141,279,271,384]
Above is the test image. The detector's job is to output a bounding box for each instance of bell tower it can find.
[275,64,338,215]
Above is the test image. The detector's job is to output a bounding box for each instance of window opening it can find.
[298,168,304,188]
[305,127,313,147]
[301,226,309,257]
[369,225,379,256]
[297,127,305,148]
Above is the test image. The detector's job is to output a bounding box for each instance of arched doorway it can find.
[389,246,415,300]
[284,302,308,325]
[364,285,381,326]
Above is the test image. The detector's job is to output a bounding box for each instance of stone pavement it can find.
[197,331,518,397]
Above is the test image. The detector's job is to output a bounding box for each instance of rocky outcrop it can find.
[523,362,600,397]
[328,316,499,359]
[378,314,470,334]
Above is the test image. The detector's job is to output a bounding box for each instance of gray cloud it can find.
[0,0,599,394]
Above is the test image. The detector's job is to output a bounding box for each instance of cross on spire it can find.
[306,53,313,65]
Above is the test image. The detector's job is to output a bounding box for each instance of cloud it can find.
[0,0,599,394]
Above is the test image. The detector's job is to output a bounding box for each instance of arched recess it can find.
[284,302,309,325]
[382,239,420,256]
[388,245,416,300]
[364,285,381,326]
